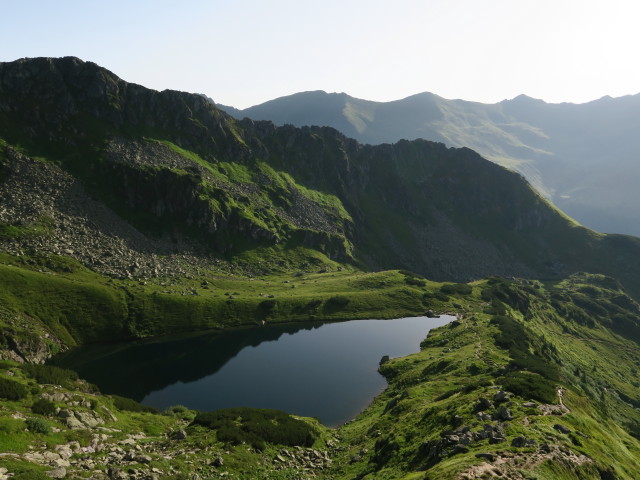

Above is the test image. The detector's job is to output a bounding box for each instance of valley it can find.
[0,57,639,480]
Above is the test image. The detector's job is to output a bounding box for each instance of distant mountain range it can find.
[219,90,640,236]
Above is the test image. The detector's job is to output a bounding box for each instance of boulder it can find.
[45,467,66,479]
[554,423,571,434]
[512,436,538,447]
[474,397,492,411]
[492,406,513,421]
[172,429,188,440]
[493,390,510,403]
[475,452,495,462]
[133,454,152,464]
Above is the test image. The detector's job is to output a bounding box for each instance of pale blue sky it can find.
[3,0,639,108]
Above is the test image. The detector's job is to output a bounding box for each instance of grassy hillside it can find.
[0,273,638,479]
[0,251,436,357]
[333,274,640,479]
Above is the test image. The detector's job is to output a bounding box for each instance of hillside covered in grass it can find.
[0,274,639,479]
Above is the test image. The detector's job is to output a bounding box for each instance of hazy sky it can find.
[3,0,639,108]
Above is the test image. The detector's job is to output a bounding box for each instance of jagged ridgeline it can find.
[2,57,640,296]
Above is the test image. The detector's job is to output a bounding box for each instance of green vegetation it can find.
[0,273,638,479]
[0,253,439,345]
[111,395,159,414]
[22,364,79,389]
[498,371,557,403]
[0,376,28,400]
[440,283,473,295]
[330,274,640,480]
[24,417,50,434]
[30,398,56,416]
[0,216,54,240]
[192,408,318,450]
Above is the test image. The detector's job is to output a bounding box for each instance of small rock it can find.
[493,390,510,403]
[475,452,495,462]
[554,424,571,434]
[107,467,128,480]
[172,429,188,440]
[45,467,66,479]
[444,435,460,445]
[492,406,513,421]
[476,411,491,421]
[474,397,492,411]
[133,454,152,464]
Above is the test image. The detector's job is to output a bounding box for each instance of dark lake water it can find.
[54,315,453,426]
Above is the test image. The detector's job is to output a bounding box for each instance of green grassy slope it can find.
[1,273,638,479]
[0,252,435,353]
[331,274,640,480]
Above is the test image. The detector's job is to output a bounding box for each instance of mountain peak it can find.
[0,56,241,160]
[503,94,546,104]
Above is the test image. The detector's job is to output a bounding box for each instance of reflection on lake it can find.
[54,315,454,426]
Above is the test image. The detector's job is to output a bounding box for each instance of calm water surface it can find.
[55,315,453,426]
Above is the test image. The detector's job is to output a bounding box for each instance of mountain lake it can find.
[53,315,454,427]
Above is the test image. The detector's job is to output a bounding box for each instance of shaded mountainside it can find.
[2,57,640,298]
[224,90,640,236]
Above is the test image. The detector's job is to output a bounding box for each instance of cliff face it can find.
[2,57,640,295]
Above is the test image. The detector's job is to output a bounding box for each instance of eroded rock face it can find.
[0,309,66,363]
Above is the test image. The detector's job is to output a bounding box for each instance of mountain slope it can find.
[0,57,639,480]
[2,57,640,300]
[224,90,640,236]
